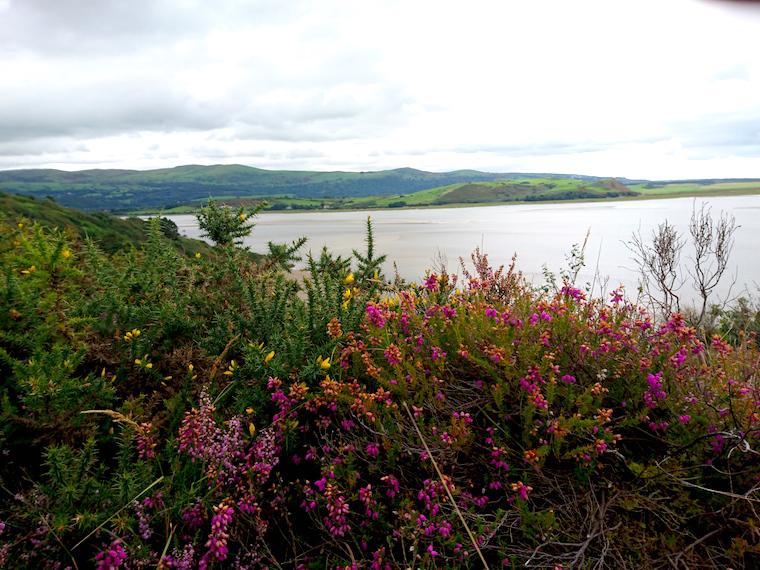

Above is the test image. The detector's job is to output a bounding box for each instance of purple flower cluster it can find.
[162,544,196,569]
[199,500,234,569]
[135,421,157,460]
[323,486,350,536]
[181,501,205,530]
[366,303,386,328]
[177,391,217,460]
[644,372,667,408]
[95,540,127,569]
[248,427,280,484]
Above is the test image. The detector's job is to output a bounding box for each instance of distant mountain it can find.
[0,164,606,211]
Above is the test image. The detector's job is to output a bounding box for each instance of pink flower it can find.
[366,303,386,328]
[384,343,402,366]
[199,500,234,569]
[95,540,127,570]
[431,346,446,361]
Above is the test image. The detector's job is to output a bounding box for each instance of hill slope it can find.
[0,192,212,255]
[0,165,603,211]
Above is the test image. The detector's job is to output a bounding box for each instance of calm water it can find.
[166,196,760,304]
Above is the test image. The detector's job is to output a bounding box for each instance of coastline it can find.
[124,186,760,217]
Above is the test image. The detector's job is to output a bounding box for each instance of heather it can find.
[0,209,758,569]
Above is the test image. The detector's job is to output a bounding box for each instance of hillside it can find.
[0,165,605,211]
[378,177,639,206]
[0,191,213,255]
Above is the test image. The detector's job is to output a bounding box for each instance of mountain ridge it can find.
[1,164,758,212]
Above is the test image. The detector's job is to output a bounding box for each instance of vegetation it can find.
[0,201,758,568]
[0,191,214,256]
[3,164,758,214]
[0,165,515,211]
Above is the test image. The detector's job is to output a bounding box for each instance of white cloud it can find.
[0,0,759,178]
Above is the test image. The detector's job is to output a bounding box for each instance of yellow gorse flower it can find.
[344,273,355,285]
[195,252,202,259]
[239,213,247,221]
[342,288,352,301]
[223,360,238,376]
[264,350,275,365]
[124,329,141,342]
[20,265,36,275]
[62,249,72,259]
[245,406,254,414]
[248,422,256,436]
[135,355,152,369]
[316,356,331,370]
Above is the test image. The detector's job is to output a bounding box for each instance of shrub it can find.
[0,219,758,569]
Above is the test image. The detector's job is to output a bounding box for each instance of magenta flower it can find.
[384,343,402,366]
[431,346,446,361]
[199,500,234,569]
[95,540,127,570]
[366,303,386,328]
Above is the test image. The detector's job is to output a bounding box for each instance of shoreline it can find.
[125,186,760,217]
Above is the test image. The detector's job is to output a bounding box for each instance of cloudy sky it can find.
[1,0,759,178]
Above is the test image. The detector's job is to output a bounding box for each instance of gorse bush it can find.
[0,210,758,569]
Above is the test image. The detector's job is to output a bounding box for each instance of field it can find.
[137,177,760,215]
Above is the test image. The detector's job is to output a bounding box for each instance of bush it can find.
[0,219,758,569]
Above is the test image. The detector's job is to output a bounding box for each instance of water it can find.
[165,195,760,304]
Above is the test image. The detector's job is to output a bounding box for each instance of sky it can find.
[1,0,759,179]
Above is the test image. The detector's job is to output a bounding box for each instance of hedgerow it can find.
[0,212,758,569]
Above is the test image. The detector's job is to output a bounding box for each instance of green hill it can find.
[0,165,604,211]
[0,191,212,255]
[2,164,759,213]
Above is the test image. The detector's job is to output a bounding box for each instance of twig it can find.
[402,402,490,570]
[71,476,165,551]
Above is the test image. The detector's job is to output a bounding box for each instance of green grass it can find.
[126,176,760,216]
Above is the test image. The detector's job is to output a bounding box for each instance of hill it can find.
[0,165,606,211]
[0,191,213,255]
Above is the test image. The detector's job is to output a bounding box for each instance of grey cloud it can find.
[0,0,296,55]
[0,82,231,140]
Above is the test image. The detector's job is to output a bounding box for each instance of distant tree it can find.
[158,216,180,240]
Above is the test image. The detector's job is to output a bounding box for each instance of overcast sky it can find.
[1,0,759,178]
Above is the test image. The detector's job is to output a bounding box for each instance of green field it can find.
[130,176,760,216]
[2,164,759,215]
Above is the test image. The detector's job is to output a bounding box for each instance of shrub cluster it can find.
[0,215,758,569]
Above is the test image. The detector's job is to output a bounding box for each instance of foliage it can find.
[196,199,263,247]
[0,211,759,569]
